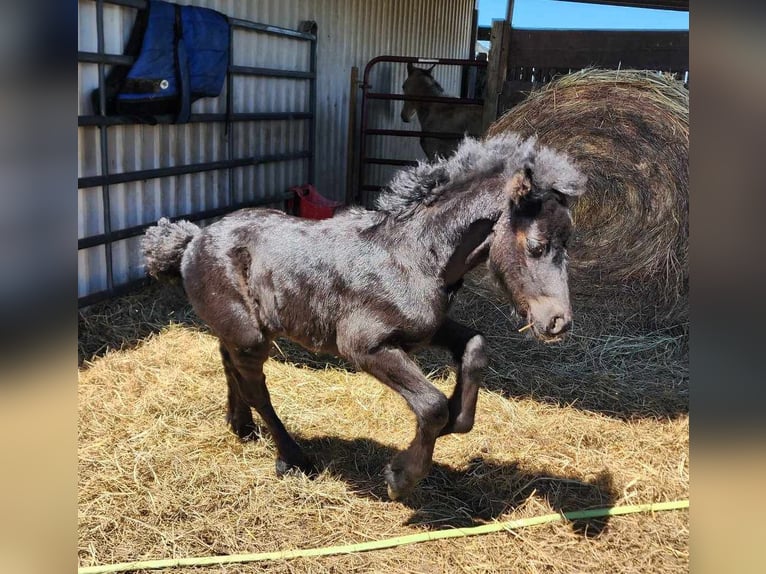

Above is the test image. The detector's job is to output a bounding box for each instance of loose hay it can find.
[487,69,689,322]
[79,280,688,573]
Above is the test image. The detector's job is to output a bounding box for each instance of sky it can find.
[478,0,689,30]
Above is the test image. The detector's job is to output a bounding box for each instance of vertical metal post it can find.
[226,25,234,208]
[462,6,479,98]
[344,66,358,205]
[96,0,114,296]
[308,27,317,185]
[356,65,370,206]
[299,21,317,186]
[505,0,516,25]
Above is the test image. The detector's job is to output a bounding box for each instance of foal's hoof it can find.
[383,463,416,501]
[226,412,259,442]
[228,420,259,442]
[275,457,318,478]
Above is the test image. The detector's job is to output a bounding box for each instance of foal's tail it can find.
[142,217,200,280]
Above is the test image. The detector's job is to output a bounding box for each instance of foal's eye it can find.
[526,238,547,258]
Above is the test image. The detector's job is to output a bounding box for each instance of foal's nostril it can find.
[547,315,571,336]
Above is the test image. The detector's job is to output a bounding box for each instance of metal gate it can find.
[355,56,486,207]
[77,0,317,306]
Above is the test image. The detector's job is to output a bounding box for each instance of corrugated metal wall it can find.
[78,0,474,301]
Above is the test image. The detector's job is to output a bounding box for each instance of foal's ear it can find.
[426,63,436,73]
[407,62,415,74]
[504,167,533,203]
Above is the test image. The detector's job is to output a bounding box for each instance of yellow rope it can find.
[79,499,689,574]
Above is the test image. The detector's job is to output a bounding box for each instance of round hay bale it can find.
[487,69,688,322]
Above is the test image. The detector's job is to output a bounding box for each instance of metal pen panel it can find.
[78,0,317,306]
[358,56,487,206]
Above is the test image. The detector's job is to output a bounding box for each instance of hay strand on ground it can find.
[79,280,688,573]
[487,69,689,321]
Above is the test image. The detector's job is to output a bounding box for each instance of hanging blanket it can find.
[92,0,230,123]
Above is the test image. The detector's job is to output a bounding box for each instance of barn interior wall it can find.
[78,0,473,300]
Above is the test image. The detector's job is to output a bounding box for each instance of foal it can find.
[143,133,585,499]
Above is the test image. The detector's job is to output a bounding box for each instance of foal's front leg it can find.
[431,318,488,436]
[356,347,449,500]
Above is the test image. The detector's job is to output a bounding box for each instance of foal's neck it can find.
[402,181,504,289]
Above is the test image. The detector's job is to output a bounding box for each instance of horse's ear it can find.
[426,63,436,73]
[504,167,533,203]
[407,62,415,74]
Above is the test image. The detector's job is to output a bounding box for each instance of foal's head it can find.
[401,62,442,123]
[488,148,586,342]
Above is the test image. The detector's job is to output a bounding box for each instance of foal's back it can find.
[180,209,441,355]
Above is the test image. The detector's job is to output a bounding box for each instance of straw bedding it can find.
[78,276,688,573]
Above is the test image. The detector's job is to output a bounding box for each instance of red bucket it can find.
[288,184,343,220]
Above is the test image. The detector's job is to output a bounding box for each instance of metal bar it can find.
[356,66,370,205]
[95,0,114,297]
[363,158,418,167]
[102,0,145,9]
[226,24,235,213]
[98,0,322,35]
[79,277,152,309]
[507,0,517,25]
[78,151,311,189]
[228,65,314,79]
[78,51,134,65]
[365,128,471,139]
[78,111,312,127]
[78,55,315,80]
[229,17,316,40]
[366,93,483,105]
[306,23,317,185]
[344,66,359,204]
[463,7,479,97]
[78,192,295,251]
[363,55,488,70]
[550,0,688,10]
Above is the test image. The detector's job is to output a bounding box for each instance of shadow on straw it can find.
[298,435,616,536]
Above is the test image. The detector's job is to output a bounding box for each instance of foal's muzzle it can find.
[546,314,571,337]
[524,297,573,342]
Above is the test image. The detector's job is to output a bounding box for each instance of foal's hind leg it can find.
[355,347,449,500]
[222,342,315,476]
[431,319,488,436]
[221,342,258,440]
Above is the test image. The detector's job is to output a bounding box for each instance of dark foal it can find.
[143,133,586,499]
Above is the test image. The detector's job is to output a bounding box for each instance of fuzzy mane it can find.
[375,133,585,217]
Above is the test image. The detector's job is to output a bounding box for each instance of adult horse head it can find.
[401,62,439,123]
